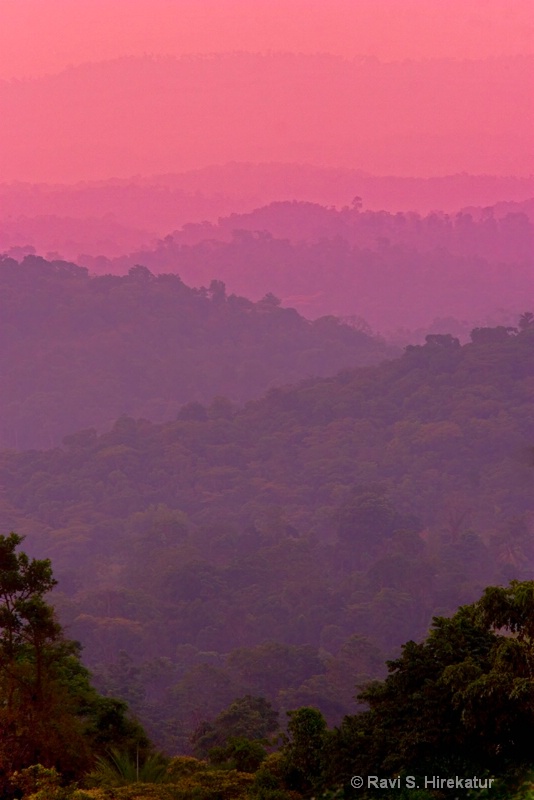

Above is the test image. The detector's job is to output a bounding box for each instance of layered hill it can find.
[0,254,393,449]
[1,168,532,265]
[82,201,533,331]
[2,322,533,749]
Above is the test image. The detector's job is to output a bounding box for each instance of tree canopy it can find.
[328,580,534,797]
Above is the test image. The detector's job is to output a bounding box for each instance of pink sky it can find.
[2,0,532,79]
[0,0,532,182]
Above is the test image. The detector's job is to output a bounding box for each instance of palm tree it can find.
[88,748,170,786]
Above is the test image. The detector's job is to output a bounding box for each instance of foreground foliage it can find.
[327,581,534,797]
[0,534,150,798]
[3,543,533,799]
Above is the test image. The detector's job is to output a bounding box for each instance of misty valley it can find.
[0,15,533,795]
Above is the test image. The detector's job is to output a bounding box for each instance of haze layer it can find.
[1,0,532,183]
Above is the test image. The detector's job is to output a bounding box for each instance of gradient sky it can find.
[1,0,532,79]
[1,0,533,182]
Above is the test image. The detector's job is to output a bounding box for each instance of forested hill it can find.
[0,254,393,449]
[1,320,533,751]
[81,201,533,329]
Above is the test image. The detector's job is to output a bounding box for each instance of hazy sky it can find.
[0,0,532,182]
[1,0,533,79]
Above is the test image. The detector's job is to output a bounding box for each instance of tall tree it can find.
[0,533,148,795]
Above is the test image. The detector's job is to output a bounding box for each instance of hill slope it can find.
[84,202,533,330]
[0,255,393,449]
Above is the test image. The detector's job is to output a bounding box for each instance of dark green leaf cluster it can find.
[323,581,534,798]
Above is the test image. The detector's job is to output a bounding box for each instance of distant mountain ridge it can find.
[1,52,532,182]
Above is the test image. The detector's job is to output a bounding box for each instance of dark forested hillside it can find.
[1,321,533,752]
[0,255,393,449]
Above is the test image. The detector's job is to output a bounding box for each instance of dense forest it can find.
[1,315,532,765]
[0,254,392,449]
